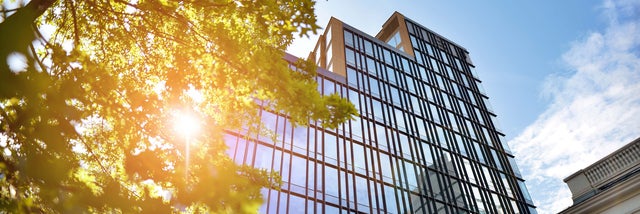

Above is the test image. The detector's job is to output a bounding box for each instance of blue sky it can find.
[288,0,640,213]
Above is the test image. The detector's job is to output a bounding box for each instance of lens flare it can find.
[173,111,200,138]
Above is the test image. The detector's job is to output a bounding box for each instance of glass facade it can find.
[224,13,536,214]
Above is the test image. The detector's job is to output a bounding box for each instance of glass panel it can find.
[356,175,370,211]
[224,134,238,158]
[323,78,335,95]
[292,126,308,155]
[325,134,337,165]
[518,180,533,203]
[407,95,417,115]
[415,51,424,65]
[501,173,514,198]
[390,86,400,106]
[376,124,388,152]
[369,78,380,97]
[352,118,363,142]
[325,167,339,204]
[346,48,356,66]
[288,195,306,213]
[406,75,416,93]
[404,161,418,190]
[384,185,398,213]
[456,134,467,157]
[255,144,273,170]
[365,39,374,56]
[491,149,504,171]
[353,143,366,174]
[493,193,505,214]
[366,57,376,74]
[474,143,485,164]
[472,186,486,214]
[464,159,477,185]
[372,100,383,121]
[430,58,439,73]
[344,30,354,47]
[347,67,358,86]
[423,144,434,166]
[387,65,397,85]
[508,157,522,177]
[483,166,495,191]
[290,155,307,193]
[398,133,411,158]
[380,153,393,183]
[383,48,393,64]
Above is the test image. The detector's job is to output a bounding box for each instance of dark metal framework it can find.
[224,18,536,214]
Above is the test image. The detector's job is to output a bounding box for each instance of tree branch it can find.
[0,0,57,75]
[66,0,80,47]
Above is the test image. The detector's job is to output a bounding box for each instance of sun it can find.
[172,110,201,138]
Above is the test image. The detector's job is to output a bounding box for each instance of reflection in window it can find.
[346,48,356,66]
[323,78,335,95]
[290,155,307,193]
[255,144,273,170]
[346,68,358,87]
[364,40,374,56]
[353,143,366,174]
[325,167,339,204]
[289,194,306,213]
[351,118,363,142]
[385,187,399,213]
[387,66,397,84]
[324,134,337,165]
[404,161,418,190]
[387,31,403,50]
[366,57,376,74]
[356,175,370,211]
[369,78,380,97]
[292,126,308,155]
[390,86,400,106]
[508,157,522,178]
[224,134,238,158]
[375,125,388,152]
[344,30,354,47]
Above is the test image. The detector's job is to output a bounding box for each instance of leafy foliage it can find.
[0,0,357,213]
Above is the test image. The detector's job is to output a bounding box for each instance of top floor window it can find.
[387,31,403,50]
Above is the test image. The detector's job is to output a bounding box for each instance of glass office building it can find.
[224,12,537,213]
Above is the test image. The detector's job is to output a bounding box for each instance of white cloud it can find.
[508,0,640,213]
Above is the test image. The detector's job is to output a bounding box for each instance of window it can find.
[353,143,366,174]
[366,57,376,74]
[255,144,274,170]
[292,126,308,155]
[406,75,416,94]
[346,48,356,66]
[325,134,337,165]
[355,175,370,210]
[344,30,354,47]
[384,185,398,213]
[387,66,397,85]
[290,155,307,193]
[404,161,418,190]
[364,39,374,56]
[380,153,393,183]
[383,48,393,64]
[289,194,306,213]
[325,167,339,203]
[323,78,335,95]
[369,78,380,97]
[387,31,402,50]
[389,86,400,106]
[518,181,533,203]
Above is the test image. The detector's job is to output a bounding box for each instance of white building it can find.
[560,137,640,214]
